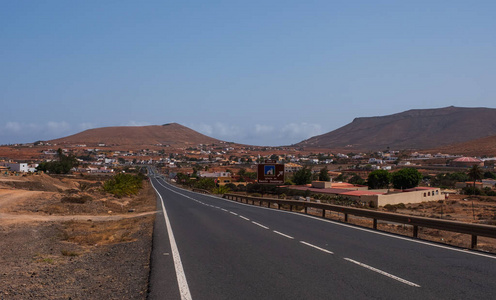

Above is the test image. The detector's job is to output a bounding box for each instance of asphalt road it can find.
[147,173,496,300]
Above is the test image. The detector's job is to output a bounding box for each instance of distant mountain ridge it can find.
[297,106,496,150]
[48,123,221,147]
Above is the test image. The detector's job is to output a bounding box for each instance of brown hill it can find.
[48,123,221,147]
[297,106,496,150]
[430,134,496,156]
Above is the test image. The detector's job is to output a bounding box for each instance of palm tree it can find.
[467,164,483,190]
[467,164,483,220]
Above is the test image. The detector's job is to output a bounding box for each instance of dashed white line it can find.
[154,178,496,262]
[300,241,334,254]
[252,221,269,229]
[221,208,228,212]
[344,258,420,288]
[239,215,250,221]
[229,211,238,216]
[273,230,294,239]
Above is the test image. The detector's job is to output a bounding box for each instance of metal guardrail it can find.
[223,193,496,249]
[192,188,211,194]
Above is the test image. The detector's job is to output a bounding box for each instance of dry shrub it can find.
[62,218,149,246]
[61,195,93,204]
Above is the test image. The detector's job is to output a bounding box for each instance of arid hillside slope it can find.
[48,123,221,147]
[430,134,496,156]
[297,106,496,150]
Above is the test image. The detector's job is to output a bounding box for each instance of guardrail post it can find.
[413,225,419,238]
[290,205,293,211]
[277,203,281,210]
[471,235,477,249]
[304,205,307,214]
[373,218,377,230]
[322,209,325,218]
[267,201,270,208]
[344,213,348,222]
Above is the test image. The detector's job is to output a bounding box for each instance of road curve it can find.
[148,174,496,300]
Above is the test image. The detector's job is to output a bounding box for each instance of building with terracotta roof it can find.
[451,157,483,167]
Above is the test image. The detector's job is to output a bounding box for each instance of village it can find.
[2,142,496,213]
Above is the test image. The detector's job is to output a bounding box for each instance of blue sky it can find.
[1,1,495,146]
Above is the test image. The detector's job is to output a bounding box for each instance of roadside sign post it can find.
[257,161,284,184]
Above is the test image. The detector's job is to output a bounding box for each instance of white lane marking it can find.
[156,178,496,261]
[150,179,192,300]
[344,258,421,288]
[239,215,250,221]
[221,208,228,212]
[229,211,238,216]
[252,221,269,229]
[273,230,294,239]
[300,241,334,254]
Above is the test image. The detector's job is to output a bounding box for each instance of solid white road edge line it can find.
[273,230,294,239]
[150,179,193,300]
[252,221,269,229]
[299,241,334,254]
[156,178,496,261]
[344,258,421,288]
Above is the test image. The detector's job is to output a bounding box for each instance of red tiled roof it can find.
[340,190,385,196]
[286,186,351,194]
[453,157,482,162]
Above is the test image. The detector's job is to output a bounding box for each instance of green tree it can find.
[335,173,348,182]
[212,185,231,194]
[391,168,422,189]
[367,170,391,189]
[318,166,330,181]
[36,148,78,174]
[484,171,496,179]
[467,165,484,190]
[348,174,365,185]
[292,167,312,185]
[194,178,216,190]
[237,168,246,177]
[103,173,144,197]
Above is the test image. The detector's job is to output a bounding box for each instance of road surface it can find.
[147,173,496,299]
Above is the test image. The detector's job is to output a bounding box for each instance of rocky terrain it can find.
[297,106,496,150]
[48,123,222,147]
[0,173,156,299]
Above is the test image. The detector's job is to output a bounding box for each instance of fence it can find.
[223,193,496,249]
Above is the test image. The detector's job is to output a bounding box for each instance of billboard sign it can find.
[257,163,284,184]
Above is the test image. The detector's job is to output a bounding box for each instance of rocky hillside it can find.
[297,106,496,150]
[430,134,496,156]
[48,123,221,147]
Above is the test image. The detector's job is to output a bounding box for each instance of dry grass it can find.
[61,216,150,246]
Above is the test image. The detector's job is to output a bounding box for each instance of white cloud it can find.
[47,121,71,134]
[280,122,324,140]
[254,124,274,134]
[1,121,73,143]
[0,120,327,146]
[5,122,22,132]
[189,122,325,146]
[79,122,97,130]
[122,121,152,127]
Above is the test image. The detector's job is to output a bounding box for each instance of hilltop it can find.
[297,106,496,150]
[48,123,222,147]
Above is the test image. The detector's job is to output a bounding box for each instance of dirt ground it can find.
[235,192,496,254]
[301,194,496,253]
[0,173,156,299]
